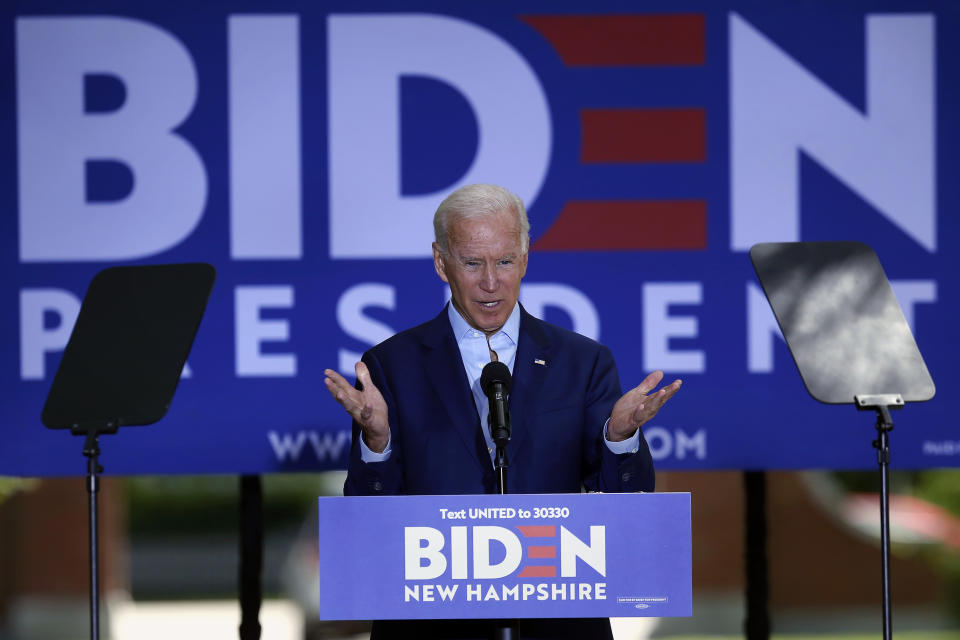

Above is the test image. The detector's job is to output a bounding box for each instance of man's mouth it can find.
[479,301,499,308]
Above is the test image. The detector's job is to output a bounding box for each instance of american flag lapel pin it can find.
[534,358,546,366]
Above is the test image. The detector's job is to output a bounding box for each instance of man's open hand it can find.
[608,370,682,442]
[324,362,390,453]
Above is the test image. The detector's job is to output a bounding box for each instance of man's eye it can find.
[499,259,513,266]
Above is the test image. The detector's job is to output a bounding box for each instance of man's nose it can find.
[480,265,498,291]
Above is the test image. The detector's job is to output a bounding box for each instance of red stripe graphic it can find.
[518,565,557,578]
[528,546,557,559]
[517,525,556,537]
[533,201,707,251]
[520,15,705,66]
[581,109,706,164]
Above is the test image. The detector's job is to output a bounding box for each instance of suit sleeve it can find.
[581,345,656,493]
[343,350,405,496]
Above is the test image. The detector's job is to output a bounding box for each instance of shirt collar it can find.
[447,301,520,346]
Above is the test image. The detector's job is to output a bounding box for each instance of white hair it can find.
[433,184,530,255]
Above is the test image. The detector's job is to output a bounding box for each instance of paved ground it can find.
[112,599,305,640]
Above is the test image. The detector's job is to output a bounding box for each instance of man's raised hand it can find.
[608,370,682,442]
[323,362,390,453]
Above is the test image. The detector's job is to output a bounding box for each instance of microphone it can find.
[480,361,512,448]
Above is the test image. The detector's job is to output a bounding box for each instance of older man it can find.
[324,184,680,638]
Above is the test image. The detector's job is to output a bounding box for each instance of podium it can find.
[316,492,691,621]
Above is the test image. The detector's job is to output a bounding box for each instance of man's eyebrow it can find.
[455,251,519,261]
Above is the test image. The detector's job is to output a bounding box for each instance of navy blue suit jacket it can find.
[344,305,654,496]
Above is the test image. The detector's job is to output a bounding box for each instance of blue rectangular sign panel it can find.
[0,1,955,474]
[316,492,692,620]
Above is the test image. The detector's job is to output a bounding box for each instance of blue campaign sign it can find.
[0,2,955,475]
[316,492,692,620]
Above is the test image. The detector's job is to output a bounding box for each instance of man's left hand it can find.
[608,370,682,442]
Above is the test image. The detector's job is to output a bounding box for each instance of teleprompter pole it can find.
[82,431,104,640]
[743,471,770,640]
[877,421,892,640]
[77,424,117,640]
[239,475,263,640]
[857,394,901,640]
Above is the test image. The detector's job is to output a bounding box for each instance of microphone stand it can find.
[493,431,517,640]
[494,445,509,496]
[483,362,518,640]
[493,423,510,497]
[485,370,520,640]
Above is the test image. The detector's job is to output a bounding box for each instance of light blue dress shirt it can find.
[359,303,640,463]
[448,300,521,464]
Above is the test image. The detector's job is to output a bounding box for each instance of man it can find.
[324,184,681,639]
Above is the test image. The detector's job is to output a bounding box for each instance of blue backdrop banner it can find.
[1,1,954,475]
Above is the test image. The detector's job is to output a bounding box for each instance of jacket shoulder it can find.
[522,309,609,356]
[365,311,447,361]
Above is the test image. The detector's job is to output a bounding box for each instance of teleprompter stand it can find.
[751,242,935,640]
[41,263,216,640]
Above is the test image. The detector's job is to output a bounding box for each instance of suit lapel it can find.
[420,309,489,470]
[508,307,553,462]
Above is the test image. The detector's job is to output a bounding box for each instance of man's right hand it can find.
[324,362,390,453]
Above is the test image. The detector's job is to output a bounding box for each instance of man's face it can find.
[433,209,528,336]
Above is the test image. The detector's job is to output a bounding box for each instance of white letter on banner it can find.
[890,280,937,334]
[404,527,447,580]
[16,17,206,261]
[642,283,705,373]
[450,526,468,580]
[520,283,600,341]
[730,13,935,252]
[675,429,707,460]
[20,289,81,380]
[747,281,784,374]
[336,283,397,376]
[228,15,302,259]
[328,14,551,258]
[472,526,522,579]
[560,526,606,578]
[235,286,297,377]
[644,426,672,460]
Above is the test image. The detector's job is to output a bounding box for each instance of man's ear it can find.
[432,242,450,283]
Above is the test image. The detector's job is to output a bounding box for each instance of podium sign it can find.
[317,492,691,620]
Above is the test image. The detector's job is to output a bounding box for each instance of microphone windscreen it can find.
[480,361,512,395]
